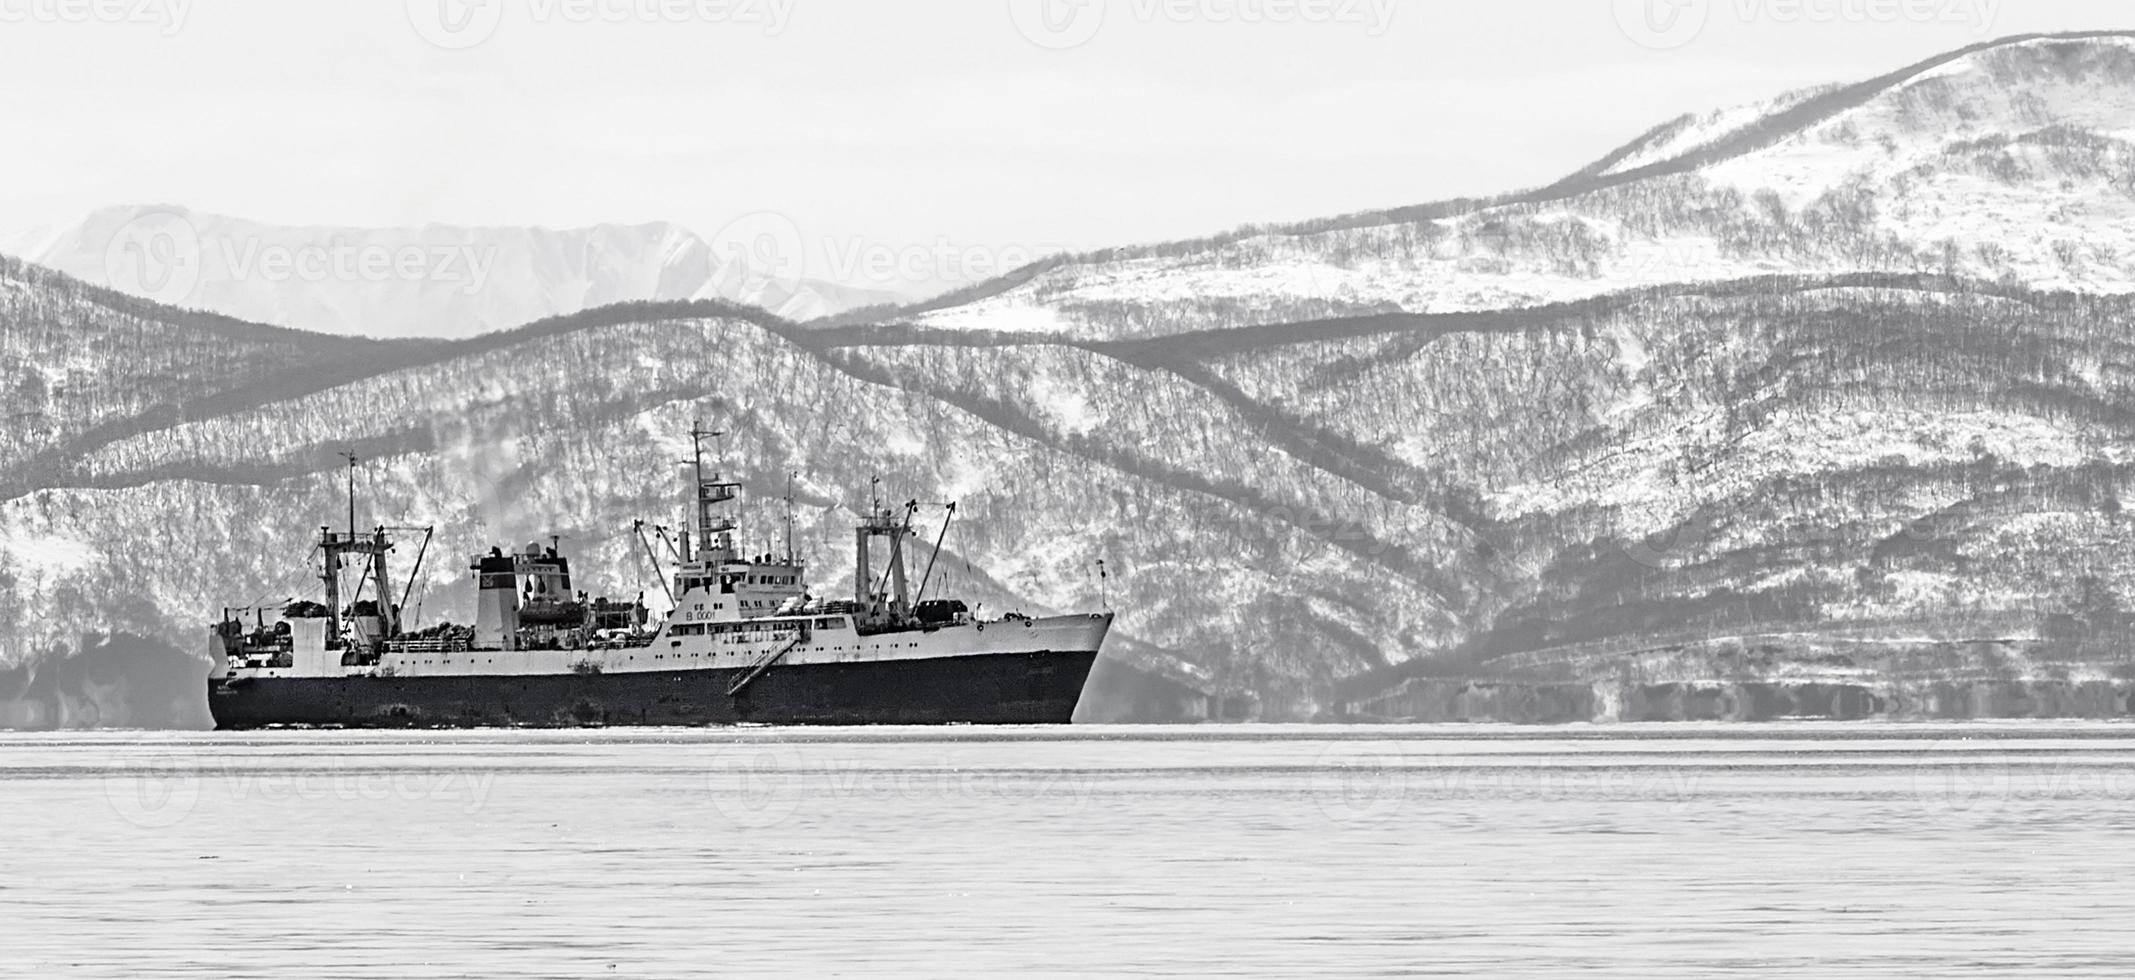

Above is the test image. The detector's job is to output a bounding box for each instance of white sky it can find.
[0,0,2126,291]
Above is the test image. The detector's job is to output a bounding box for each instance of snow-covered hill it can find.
[10,206,906,339]
[889,32,2135,340]
[10,33,2135,727]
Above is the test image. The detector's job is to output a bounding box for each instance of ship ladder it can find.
[727,627,805,697]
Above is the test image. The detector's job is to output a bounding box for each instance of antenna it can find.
[784,470,797,563]
[674,456,696,561]
[688,419,709,490]
[338,451,360,545]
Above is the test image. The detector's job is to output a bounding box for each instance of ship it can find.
[206,424,1112,728]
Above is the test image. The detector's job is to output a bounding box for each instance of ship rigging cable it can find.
[243,543,321,615]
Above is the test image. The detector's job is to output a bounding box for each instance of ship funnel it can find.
[472,552,520,650]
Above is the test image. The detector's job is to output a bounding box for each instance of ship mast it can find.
[320,452,362,645]
[315,453,420,644]
[855,493,918,622]
[784,470,797,563]
[341,452,359,545]
[689,421,712,556]
[687,419,739,565]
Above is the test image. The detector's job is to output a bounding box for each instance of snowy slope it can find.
[897,33,2135,340]
[14,34,2135,725]
[1592,84,1840,178]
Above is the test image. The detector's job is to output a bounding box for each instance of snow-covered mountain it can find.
[888,31,2135,340]
[10,33,2135,727]
[8,206,907,339]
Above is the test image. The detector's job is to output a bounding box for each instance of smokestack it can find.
[471,552,520,650]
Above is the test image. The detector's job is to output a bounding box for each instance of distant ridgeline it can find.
[9,33,2135,724]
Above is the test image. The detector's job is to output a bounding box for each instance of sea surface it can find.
[5,723,2135,978]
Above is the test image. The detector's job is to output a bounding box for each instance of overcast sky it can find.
[1,0,2127,291]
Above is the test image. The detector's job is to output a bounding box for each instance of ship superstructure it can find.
[207,426,1111,727]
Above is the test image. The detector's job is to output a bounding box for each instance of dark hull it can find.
[209,650,1100,729]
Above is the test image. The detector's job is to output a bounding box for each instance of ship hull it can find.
[208,649,1100,729]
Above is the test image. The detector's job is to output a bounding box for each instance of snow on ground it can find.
[1600,85,1834,177]
[0,525,97,593]
[1486,408,2129,536]
[940,444,996,502]
[1705,39,2135,209]
[903,37,2135,342]
[908,294,1080,335]
[1027,370,1102,437]
[912,223,1874,338]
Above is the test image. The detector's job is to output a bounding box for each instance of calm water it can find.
[5,723,2135,978]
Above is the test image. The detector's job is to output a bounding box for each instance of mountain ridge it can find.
[898,30,2135,318]
[11,34,2135,725]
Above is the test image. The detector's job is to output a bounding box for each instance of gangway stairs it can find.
[727,626,807,697]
